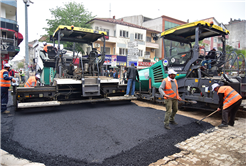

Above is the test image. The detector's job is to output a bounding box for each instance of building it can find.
[120,15,187,59]
[86,17,160,68]
[1,0,23,68]
[225,18,246,50]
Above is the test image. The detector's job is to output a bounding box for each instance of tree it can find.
[43,2,96,54]
[18,62,24,69]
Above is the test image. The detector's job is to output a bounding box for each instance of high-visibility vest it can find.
[0,69,11,87]
[43,44,52,52]
[24,76,37,87]
[218,86,242,109]
[162,78,179,99]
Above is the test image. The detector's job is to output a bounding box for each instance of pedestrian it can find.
[159,69,182,130]
[20,69,25,83]
[212,83,242,128]
[9,65,18,77]
[124,63,139,97]
[107,69,113,77]
[113,69,118,79]
[123,68,127,84]
[24,74,40,87]
[1,64,16,114]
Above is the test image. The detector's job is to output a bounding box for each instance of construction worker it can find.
[43,42,52,52]
[1,64,16,114]
[24,74,40,87]
[159,69,182,130]
[212,83,242,128]
[19,69,25,83]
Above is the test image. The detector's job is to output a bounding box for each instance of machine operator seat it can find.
[47,46,57,59]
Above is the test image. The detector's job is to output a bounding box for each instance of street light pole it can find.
[23,0,33,81]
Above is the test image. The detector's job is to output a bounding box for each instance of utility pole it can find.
[23,0,33,81]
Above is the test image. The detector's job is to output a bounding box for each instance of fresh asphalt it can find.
[1,93,213,166]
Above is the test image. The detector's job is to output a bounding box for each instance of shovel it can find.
[196,109,220,124]
[168,97,197,104]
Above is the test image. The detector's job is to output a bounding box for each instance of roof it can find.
[52,25,107,43]
[161,21,230,43]
[87,18,161,33]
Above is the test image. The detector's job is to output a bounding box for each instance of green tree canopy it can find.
[43,2,96,54]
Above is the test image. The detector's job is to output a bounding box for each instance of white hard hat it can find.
[35,74,40,79]
[213,47,217,50]
[168,69,177,75]
[212,83,220,91]
[4,63,10,68]
[43,42,47,46]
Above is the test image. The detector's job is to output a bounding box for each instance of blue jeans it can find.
[201,60,211,69]
[126,79,136,95]
[1,87,9,112]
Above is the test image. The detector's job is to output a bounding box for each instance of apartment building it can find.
[1,0,23,68]
[225,18,246,50]
[121,15,187,59]
[86,17,160,67]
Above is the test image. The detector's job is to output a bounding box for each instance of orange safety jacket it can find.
[0,69,11,87]
[217,86,242,110]
[163,78,180,99]
[24,76,37,87]
[43,44,52,52]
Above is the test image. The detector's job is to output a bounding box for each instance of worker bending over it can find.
[212,83,242,128]
[1,64,16,114]
[159,69,182,130]
[24,74,40,87]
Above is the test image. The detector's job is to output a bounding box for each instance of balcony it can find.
[146,42,159,49]
[1,19,18,32]
[1,1,17,7]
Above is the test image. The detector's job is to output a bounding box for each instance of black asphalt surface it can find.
[1,92,213,166]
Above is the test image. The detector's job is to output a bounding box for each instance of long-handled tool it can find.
[168,97,197,104]
[196,109,220,124]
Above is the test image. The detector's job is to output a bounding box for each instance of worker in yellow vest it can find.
[212,83,242,128]
[24,74,40,87]
[159,69,182,130]
[1,64,16,114]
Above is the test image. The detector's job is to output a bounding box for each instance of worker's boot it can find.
[164,124,171,130]
[170,121,178,125]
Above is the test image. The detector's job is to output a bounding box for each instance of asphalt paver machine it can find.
[13,25,135,110]
[136,21,246,110]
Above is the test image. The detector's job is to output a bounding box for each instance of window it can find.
[100,28,110,36]
[119,48,128,55]
[114,30,116,37]
[214,37,217,43]
[120,30,129,38]
[145,51,150,58]
[165,21,180,30]
[146,36,151,42]
[95,26,99,30]
[135,33,143,40]
[101,47,110,54]
[139,50,143,57]
[113,47,115,54]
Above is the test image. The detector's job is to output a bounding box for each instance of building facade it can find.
[86,17,160,68]
[1,0,23,68]
[121,15,187,59]
[225,19,246,50]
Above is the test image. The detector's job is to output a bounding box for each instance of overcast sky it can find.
[14,0,246,61]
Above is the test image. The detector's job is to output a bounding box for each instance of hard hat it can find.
[4,63,10,68]
[43,42,47,46]
[212,83,220,91]
[213,47,217,50]
[35,74,40,79]
[168,69,177,75]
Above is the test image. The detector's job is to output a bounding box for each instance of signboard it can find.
[111,55,117,66]
[128,41,138,47]
[127,41,139,67]
[117,56,127,66]
[103,55,112,65]
[128,61,138,67]
[138,62,155,67]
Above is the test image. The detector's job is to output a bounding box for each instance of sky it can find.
[13,0,246,61]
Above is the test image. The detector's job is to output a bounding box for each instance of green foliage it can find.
[17,62,24,69]
[43,2,96,54]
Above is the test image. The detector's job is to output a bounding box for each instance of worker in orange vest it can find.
[212,83,242,128]
[24,74,40,87]
[159,69,182,130]
[1,64,16,114]
[43,42,52,52]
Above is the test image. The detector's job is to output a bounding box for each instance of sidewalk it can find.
[150,118,246,166]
